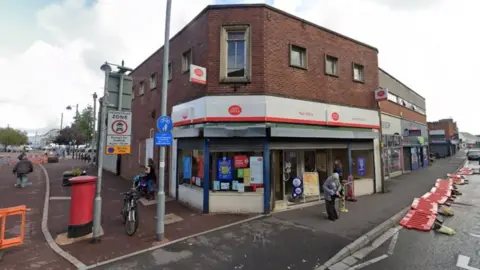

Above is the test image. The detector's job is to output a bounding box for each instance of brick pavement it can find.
[0,163,73,270]
[93,154,466,270]
[43,159,252,266]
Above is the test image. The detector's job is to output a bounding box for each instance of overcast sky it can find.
[1,0,479,135]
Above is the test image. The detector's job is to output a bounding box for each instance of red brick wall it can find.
[121,5,380,189]
[379,100,427,124]
[428,120,455,138]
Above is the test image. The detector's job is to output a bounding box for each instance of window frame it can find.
[289,44,308,70]
[182,49,192,73]
[139,81,145,96]
[168,62,173,81]
[219,24,252,83]
[352,63,364,83]
[324,54,339,77]
[149,72,157,89]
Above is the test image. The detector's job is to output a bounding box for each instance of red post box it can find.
[68,175,97,238]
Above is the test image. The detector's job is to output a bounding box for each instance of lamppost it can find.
[91,92,98,150]
[60,104,79,130]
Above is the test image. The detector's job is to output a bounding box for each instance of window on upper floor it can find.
[387,92,397,102]
[139,81,145,96]
[353,63,364,82]
[220,25,251,83]
[325,55,338,76]
[149,73,157,89]
[289,44,307,69]
[182,49,192,73]
[168,62,172,81]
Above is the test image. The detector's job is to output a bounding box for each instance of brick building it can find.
[378,69,428,177]
[122,4,383,214]
[428,118,459,157]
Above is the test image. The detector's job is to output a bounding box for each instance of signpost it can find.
[106,110,132,155]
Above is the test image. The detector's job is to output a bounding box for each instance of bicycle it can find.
[121,186,140,236]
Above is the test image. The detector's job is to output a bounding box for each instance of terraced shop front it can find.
[170,95,382,214]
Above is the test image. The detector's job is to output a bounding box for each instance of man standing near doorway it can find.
[323,173,342,221]
[333,158,343,181]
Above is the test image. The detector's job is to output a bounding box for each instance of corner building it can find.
[122,4,382,214]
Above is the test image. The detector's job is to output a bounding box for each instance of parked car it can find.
[467,149,480,161]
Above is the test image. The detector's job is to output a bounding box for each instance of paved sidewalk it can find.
[43,159,252,266]
[0,163,72,269]
[93,154,466,270]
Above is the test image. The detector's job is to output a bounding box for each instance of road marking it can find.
[469,233,480,238]
[349,254,388,270]
[387,231,399,255]
[457,254,480,270]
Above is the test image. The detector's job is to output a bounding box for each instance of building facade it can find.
[428,119,459,157]
[378,69,428,177]
[122,4,382,214]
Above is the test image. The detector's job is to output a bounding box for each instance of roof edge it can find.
[379,68,425,100]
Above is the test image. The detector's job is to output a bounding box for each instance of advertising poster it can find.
[234,155,249,168]
[249,157,264,185]
[196,156,204,177]
[217,157,233,181]
[302,172,320,196]
[183,156,192,179]
[357,157,366,177]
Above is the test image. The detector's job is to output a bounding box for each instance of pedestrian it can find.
[17,151,26,160]
[144,158,156,200]
[12,154,34,188]
[323,172,342,221]
[333,158,343,181]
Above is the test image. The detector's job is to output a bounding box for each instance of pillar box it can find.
[68,175,97,238]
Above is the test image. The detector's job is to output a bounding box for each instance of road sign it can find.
[155,133,172,146]
[106,146,131,155]
[157,116,173,133]
[107,110,132,154]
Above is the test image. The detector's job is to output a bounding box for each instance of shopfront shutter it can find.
[209,138,264,152]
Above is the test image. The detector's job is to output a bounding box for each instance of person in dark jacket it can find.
[323,173,342,221]
[12,155,34,188]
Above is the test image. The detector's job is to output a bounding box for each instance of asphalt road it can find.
[352,160,480,270]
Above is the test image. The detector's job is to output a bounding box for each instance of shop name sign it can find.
[382,121,391,129]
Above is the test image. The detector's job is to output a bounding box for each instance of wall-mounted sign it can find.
[189,64,207,85]
[374,88,388,101]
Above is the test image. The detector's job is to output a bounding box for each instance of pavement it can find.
[344,158,480,270]
[91,153,466,270]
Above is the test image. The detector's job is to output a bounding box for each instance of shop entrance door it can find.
[270,150,284,209]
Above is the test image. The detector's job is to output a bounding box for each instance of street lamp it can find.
[92,62,112,243]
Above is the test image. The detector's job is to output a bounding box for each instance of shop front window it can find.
[351,150,374,179]
[387,148,402,174]
[178,149,204,188]
[210,151,264,193]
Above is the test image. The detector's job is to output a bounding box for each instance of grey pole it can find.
[60,113,64,130]
[92,63,112,243]
[91,92,98,156]
[156,0,172,241]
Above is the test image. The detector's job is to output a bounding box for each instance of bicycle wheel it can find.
[125,201,139,236]
[121,200,128,224]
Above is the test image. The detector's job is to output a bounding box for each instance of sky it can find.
[1,0,479,135]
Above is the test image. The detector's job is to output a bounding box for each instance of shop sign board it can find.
[106,110,132,155]
[171,95,380,129]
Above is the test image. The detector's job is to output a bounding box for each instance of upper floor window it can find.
[220,25,251,83]
[139,81,145,96]
[353,63,364,82]
[168,62,173,81]
[325,55,338,76]
[289,44,307,69]
[387,92,397,102]
[149,73,157,89]
[182,49,192,73]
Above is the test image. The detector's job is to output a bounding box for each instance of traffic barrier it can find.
[0,205,30,250]
[399,210,437,231]
[411,198,438,215]
[422,192,449,205]
[430,187,452,197]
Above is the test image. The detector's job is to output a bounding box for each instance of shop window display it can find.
[351,150,374,179]
[177,149,204,188]
[210,151,264,193]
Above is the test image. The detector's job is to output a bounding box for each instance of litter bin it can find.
[68,176,97,238]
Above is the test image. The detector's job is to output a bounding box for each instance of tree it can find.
[54,126,77,145]
[73,106,94,144]
[0,127,29,151]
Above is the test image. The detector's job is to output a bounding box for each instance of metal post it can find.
[377,104,386,193]
[91,93,98,159]
[60,113,64,130]
[92,63,111,243]
[156,0,172,242]
[76,104,79,116]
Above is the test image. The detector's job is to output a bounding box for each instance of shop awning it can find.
[270,127,379,139]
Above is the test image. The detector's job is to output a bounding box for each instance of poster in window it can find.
[302,172,319,196]
[196,155,204,178]
[183,156,192,179]
[217,157,233,181]
[234,155,249,168]
[249,157,264,184]
[357,157,365,177]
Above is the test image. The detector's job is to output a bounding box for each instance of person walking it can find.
[323,172,342,221]
[12,154,34,188]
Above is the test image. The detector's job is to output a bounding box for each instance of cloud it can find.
[1,0,480,135]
